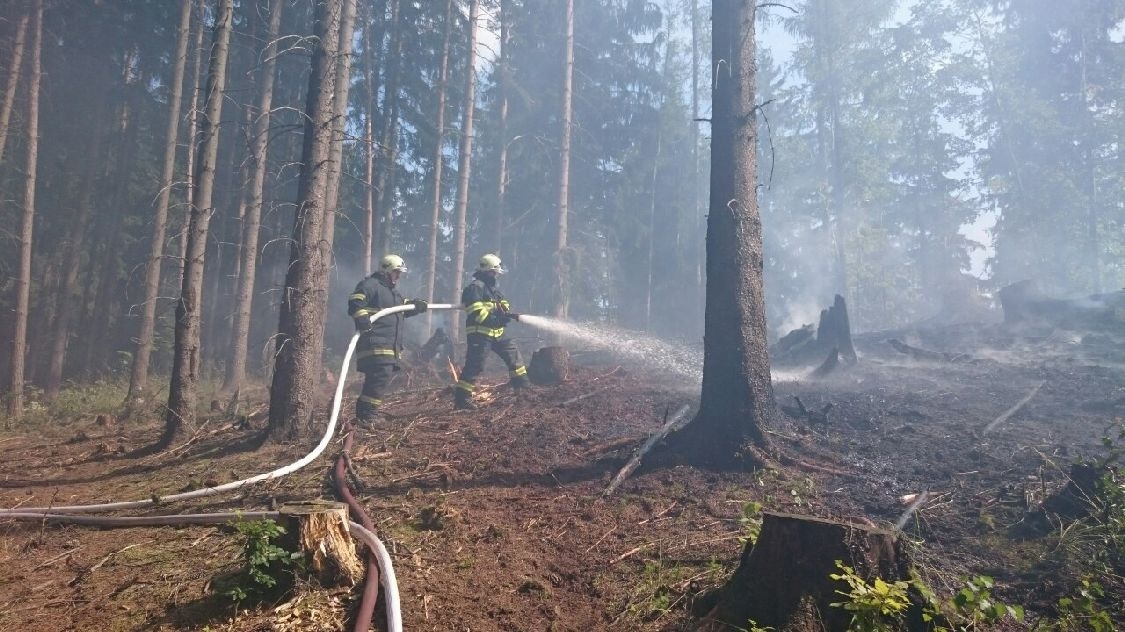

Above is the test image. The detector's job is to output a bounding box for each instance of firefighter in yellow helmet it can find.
[348,255,428,426]
[454,254,529,410]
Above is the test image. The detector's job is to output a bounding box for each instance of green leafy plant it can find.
[738,501,764,546]
[1049,579,1114,632]
[947,575,1025,629]
[219,519,303,603]
[829,560,913,632]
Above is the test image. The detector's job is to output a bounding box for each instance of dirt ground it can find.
[2,322,1125,631]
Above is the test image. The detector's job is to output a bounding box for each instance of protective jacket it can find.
[348,272,418,360]
[462,271,512,339]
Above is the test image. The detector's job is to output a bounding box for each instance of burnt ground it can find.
[2,322,1125,631]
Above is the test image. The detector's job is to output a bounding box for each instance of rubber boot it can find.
[454,388,476,410]
[355,401,381,429]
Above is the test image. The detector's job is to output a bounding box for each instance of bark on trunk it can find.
[361,1,383,275]
[449,0,480,345]
[222,0,285,395]
[554,0,574,321]
[268,0,344,440]
[5,0,42,422]
[321,0,356,246]
[164,0,235,445]
[670,0,774,465]
[374,0,403,256]
[179,1,206,273]
[128,0,195,403]
[423,0,454,337]
[0,8,29,167]
[493,0,510,255]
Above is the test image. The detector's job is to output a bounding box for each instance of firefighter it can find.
[454,254,529,410]
[348,254,428,426]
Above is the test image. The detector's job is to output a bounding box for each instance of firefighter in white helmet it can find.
[454,254,529,410]
[347,254,428,426]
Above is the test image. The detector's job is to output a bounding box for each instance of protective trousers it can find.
[455,334,528,405]
[356,356,396,422]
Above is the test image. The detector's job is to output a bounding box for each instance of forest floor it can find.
[2,320,1125,631]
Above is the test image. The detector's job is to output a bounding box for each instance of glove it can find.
[410,299,428,314]
[506,312,521,322]
[353,316,372,332]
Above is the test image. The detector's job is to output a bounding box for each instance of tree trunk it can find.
[361,1,383,275]
[5,0,42,422]
[449,0,480,345]
[671,0,774,465]
[424,0,454,337]
[493,0,511,255]
[645,128,662,332]
[554,0,574,321]
[689,0,702,305]
[699,512,921,632]
[222,0,285,395]
[268,0,345,440]
[321,0,356,246]
[127,0,195,404]
[179,0,206,273]
[44,114,107,402]
[374,0,403,256]
[164,0,235,446]
[0,8,29,167]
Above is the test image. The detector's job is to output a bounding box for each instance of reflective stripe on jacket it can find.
[348,272,411,358]
[462,273,510,339]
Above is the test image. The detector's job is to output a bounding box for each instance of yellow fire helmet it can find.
[380,254,408,274]
[478,253,506,274]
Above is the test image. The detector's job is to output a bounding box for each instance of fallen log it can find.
[697,512,925,632]
[888,338,970,363]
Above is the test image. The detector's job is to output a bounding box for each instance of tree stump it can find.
[528,346,569,385]
[279,501,363,587]
[697,512,923,632]
[817,295,856,364]
[771,295,856,368]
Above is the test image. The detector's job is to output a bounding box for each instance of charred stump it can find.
[772,295,856,369]
[817,295,857,364]
[697,512,924,632]
[528,346,569,385]
[1013,463,1114,538]
[279,501,362,587]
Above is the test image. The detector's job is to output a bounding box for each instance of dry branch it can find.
[982,381,1045,435]
[604,404,692,496]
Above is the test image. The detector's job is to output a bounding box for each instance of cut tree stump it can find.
[279,501,362,587]
[528,346,569,385]
[697,512,924,632]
